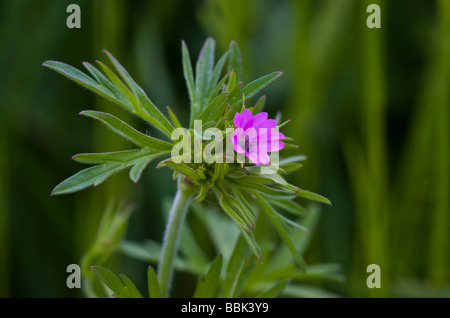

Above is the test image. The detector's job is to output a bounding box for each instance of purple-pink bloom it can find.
[232,109,285,165]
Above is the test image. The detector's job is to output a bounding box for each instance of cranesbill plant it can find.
[44,38,331,298]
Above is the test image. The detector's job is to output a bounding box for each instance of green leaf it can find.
[226,69,237,92]
[253,95,266,113]
[242,72,282,100]
[192,38,215,126]
[197,92,228,123]
[279,155,307,165]
[53,148,168,195]
[80,111,173,150]
[255,279,290,298]
[228,41,243,83]
[297,188,332,205]
[206,51,228,101]
[279,163,303,173]
[215,186,249,230]
[129,156,152,183]
[158,160,205,183]
[181,40,195,106]
[102,50,174,137]
[193,254,223,298]
[267,198,306,216]
[91,266,142,298]
[52,162,123,195]
[232,259,256,297]
[96,60,140,111]
[223,235,250,298]
[194,182,209,202]
[256,195,307,271]
[42,60,132,110]
[283,284,340,298]
[166,106,183,129]
[147,266,163,298]
[229,177,296,197]
[120,274,144,298]
[82,62,128,106]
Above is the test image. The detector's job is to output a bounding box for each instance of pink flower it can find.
[232,109,285,165]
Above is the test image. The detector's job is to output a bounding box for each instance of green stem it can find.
[157,178,193,297]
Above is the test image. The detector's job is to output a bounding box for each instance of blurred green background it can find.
[0,0,449,297]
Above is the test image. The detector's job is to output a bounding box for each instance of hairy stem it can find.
[157,177,193,297]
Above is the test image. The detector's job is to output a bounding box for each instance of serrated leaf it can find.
[91,266,142,298]
[228,41,243,83]
[193,254,223,298]
[129,156,152,183]
[147,266,163,298]
[80,111,173,150]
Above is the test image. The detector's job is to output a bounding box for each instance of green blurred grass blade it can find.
[283,284,340,298]
[255,279,289,298]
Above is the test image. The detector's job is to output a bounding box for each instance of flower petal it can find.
[252,112,268,128]
[259,152,270,165]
